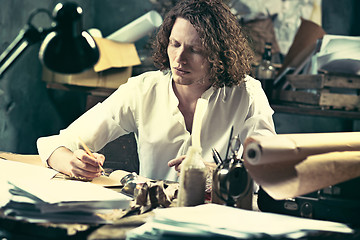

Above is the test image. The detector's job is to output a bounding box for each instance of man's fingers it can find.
[70,150,105,179]
[74,149,103,167]
[174,164,181,172]
[93,153,105,166]
[70,167,101,179]
[168,155,186,167]
[168,155,186,173]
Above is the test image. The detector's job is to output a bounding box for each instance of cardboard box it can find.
[42,37,141,89]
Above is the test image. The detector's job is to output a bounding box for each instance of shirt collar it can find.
[201,86,216,101]
[168,72,179,106]
[167,72,219,104]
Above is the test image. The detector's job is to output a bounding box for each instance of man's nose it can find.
[175,47,187,64]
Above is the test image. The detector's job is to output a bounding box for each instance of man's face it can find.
[167,17,210,87]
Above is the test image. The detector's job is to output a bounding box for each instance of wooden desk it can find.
[1,152,360,239]
[0,152,43,166]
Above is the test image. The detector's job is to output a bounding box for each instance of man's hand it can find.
[168,155,186,173]
[71,149,105,179]
[48,147,105,180]
[168,155,218,173]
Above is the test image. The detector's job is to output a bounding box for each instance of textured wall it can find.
[0,0,65,153]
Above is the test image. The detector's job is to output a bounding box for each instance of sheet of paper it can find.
[93,37,141,72]
[0,158,58,181]
[8,177,132,204]
[3,207,113,224]
[320,35,360,55]
[0,159,58,207]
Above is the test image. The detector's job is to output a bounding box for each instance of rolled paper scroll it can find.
[107,10,163,43]
[244,132,360,165]
[243,132,360,199]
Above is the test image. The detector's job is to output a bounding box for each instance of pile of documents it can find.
[310,34,360,75]
[0,159,132,224]
[126,204,354,239]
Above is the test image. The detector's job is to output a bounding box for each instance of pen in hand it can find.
[78,137,105,176]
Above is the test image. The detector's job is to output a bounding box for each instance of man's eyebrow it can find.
[169,37,202,48]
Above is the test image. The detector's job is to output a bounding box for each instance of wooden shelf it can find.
[46,82,360,120]
[271,102,360,120]
[46,82,115,97]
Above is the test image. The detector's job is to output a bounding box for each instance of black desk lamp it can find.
[0,2,99,77]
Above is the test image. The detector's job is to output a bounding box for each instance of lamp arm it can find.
[0,3,99,76]
[0,26,37,77]
[0,8,52,78]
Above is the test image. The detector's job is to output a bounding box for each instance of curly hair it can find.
[152,0,254,88]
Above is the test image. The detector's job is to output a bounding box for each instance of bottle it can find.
[256,42,276,100]
[177,146,207,207]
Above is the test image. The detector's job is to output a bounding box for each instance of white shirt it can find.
[37,70,276,181]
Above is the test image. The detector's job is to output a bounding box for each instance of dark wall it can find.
[322,0,360,36]
[0,0,64,153]
[0,0,359,155]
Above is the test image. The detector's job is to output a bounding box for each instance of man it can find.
[37,0,276,182]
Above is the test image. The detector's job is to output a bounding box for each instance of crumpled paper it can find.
[131,180,179,214]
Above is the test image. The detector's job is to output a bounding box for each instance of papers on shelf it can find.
[126,204,354,240]
[310,34,360,75]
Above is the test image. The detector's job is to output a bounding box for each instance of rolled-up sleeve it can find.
[37,77,139,165]
[240,79,276,144]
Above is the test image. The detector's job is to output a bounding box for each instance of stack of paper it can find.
[310,34,360,75]
[126,204,354,240]
[0,159,132,224]
[0,159,57,208]
[3,178,132,224]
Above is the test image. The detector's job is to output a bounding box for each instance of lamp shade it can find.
[39,2,99,74]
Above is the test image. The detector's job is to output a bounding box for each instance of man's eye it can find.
[170,40,180,47]
[191,48,203,54]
